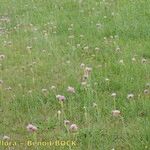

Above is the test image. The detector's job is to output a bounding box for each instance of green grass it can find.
[0,0,150,150]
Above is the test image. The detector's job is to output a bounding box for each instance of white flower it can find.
[132,57,136,62]
[142,58,147,63]
[93,102,97,107]
[111,93,117,97]
[119,59,124,64]
[105,78,110,81]
[144,89,149,94]
[127,94,134,99]
[64,120,70,126]
[3,135,10,140]
[42,88,48,93]
[51,86,56,89]
[0,54,5,60]
[112,110,121,117]
[57,110,61,115]
[67,86,75,93]
[69,124,78,132]
[80,63,85,68]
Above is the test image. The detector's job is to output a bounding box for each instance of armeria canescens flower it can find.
[67,86,75,93]
[69,124,78,132]
[56,95,66,102]
[127,93,134,99]
[26,124,37,132]
[112,110,121,117]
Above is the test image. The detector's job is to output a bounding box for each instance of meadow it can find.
[0,0,150,150]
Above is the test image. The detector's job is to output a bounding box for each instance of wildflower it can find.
[0,54,5,60]
[112,110,121,117]
[95,47,100,51]
[66,60,70,64]
[67,86,75,93]
[57,110,61,115]
[26,46,32,50]
[84,67,92,74]
[64,120,70,126]
[144,89,149,95]
[83,46,89,50]
[77,44,80,47]
[104,37,107,40]
[70,24,74,27]
[42,88,48,93]
[93,102,97,107]
[111,93,117,97]
[80,34,84,38]
[105,78,110,82]
[56,95,66,101]
[42,49,46,53]
[119,59,124,64]
[80,63,85,68]
[83,74,89,80]
[127,94,134,99]
[51,85,56,89]
[132,57,136,62]
[110,35,113,39]
[69,124,78,132]
[142,58,147,64]
[3,135,10,140]
[26,124,37,132]
[116,47,120,51]
[28,90,32,94]
[111,12,115,16]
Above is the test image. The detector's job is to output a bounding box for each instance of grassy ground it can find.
[0,0,150,150]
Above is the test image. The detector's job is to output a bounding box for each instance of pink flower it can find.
[69,124,78,132]
[56,95,66,101]
[67,86,75,93]
[112,110,121,117]
[27,124,37,132]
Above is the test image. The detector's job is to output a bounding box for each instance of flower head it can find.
[64,120,70,126]
[3,135,10,140]
[69,124,78,132]
[144,89,149,95]
[127,94,134,99]
[0,54,5,61]
[56,95,66,101]
[26,124,37,132]
[142,58,147,64]
[80,63,85,68]
[67,86,75,93]
[112,110,121,117]
[111,93,117,97]
[93,102,97,107]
